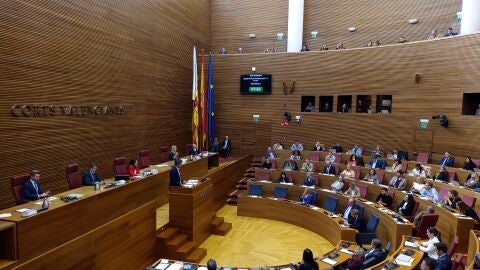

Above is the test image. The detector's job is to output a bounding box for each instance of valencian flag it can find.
[199,49,208,151]
[192,47,199,146]
[207,53,215,146]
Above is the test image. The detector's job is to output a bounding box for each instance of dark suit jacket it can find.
[332,145,343,153]
[22,179,42,201]
[348,215,366,232]
[264,150,276,158]
[221,139,231,150]
[304,177,315,186]
[364,249,385,267]
[438,156,454,167]
[188,148,200,156]
[169,165,182,187]
[168,152,177,161]
[397,201,414,216]
[369,159,385,170]
[376,194,393,207]
[82,171,102,186]
[343,204,362,219]
[465,207,480,222]
[434,254,452,270]
[323,165,336,175]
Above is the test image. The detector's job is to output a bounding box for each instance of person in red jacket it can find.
[128,159,140,177]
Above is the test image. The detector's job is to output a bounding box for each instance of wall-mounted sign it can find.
[11,105,125,117]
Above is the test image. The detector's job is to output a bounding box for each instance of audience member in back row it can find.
[351,145,363,155]
[291,141,304,151]
[301,44,310,52]
[464,157,477,171]
[389,170,406,190]
[336,42,345,50]
[364,168,379,185]
[341,164,356,179]
[438,152,454,167]
[169,145,179,161]
[277,172,289,183]
[369,154,385,170]
[304,172,316,186]
[127,159,140,177]
[332,143,343,153]
[262,158,273,170]
[320,44,328,51]
[375,187,393,207]
[443,190,461,209]
[345,181,360,197]
[331,175,345,192]
[209,137,219,152]
[413,205,435,228]
[218,48,228,54]
[434,166,448,183]
[415,227,441,259]
[428,29,439,40]
[346,154,359,166]
[300,188,313,205]
[391,159,403,173]
[237,48,244,54]
[293,248,319,270]
[364,239,386,268]
[304,102,315,112]
[22,170,51,201]
[264,147,277,159]
[273,141,284,150]
[323,161,336,175]
[283,160,298,171]
[420,181,440,202]
[398,36,409,43]
[397,194,415,216]
[465,172,480,189]
[312,141,325,151]
[339,103,350,113]
[457,201,480,222]
[346,209,365,232]
[443,27,458,37]
[290,150,301,160]
[346,247,365,270]
[82,163,103,186]
[325,152,336,163]
[301,159,314,172]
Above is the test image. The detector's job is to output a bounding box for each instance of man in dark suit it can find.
[364,239,386,268]
[22,170,50,201]
[438,152,454,167]
[188,144,200,156]
[369,155,385,170]
[323,161,336,175]
[82,163,103,186]
[303,172,316,186]
[342,198,362,219]
[220,136,232,157]
[170,159,183,187]
[347,209,366,232]
[332,143,343,153]
[434,242,452,270]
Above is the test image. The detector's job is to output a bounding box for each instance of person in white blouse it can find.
[301,159,314,173]
[331,176,345,192]
[411,163,430,178]
[344,181,360,197]
[325,153,337,163]
[415,227,441,259]
[410,177,427,194]
[341,164,356,179]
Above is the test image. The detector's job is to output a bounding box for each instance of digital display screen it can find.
[240,74,272,95]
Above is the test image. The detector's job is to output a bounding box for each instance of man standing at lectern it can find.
[170,159,183,187]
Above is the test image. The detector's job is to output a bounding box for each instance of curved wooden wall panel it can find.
[212,35,480,158]
[0,0,210,209]
[211,0,460,53]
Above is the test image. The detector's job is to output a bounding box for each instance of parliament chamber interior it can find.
[1,0,480,269]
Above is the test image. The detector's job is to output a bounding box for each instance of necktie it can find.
[442,158,447,166]
[177,167,181,180]
[344,205,352,219]
[327,166,331,173]
[395,178,402,188]
[32,180,39,197]
[91,172,95,182]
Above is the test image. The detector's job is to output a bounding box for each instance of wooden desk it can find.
[0,221,16,263]
[317,241,359,269]
[467,230,480,270]
[237,196,357,245]
[371,236,424,270]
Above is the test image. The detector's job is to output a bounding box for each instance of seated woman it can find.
[346,247,365,270]
[463,157,477,171]
[292,248,319,270]
[465,172,480,189]
[444,190,461,209]
[312,141,325,151]
[344,181,360,197]
[376,187,393,207]
[331,176,345,192]
[300,188,314,205]
[169,145,179,161]
[301,158,314,173]
[325,152,337,163]
[127,159,140,177]
[415,227,441,259]
[434,166,448,183]
[283,160,298,171]
[341,164,355,179]
[457,201,480,222]
[410,176,426,194]
[346,154,359,166]
[412,163,429,178]
[391,159,403,173]
[397,194,415,216]
[272,141,283,150]
[277,172,290,183]
[290,150,301,160]
[262,158,273,169]
[363,168,379,185]
[303,172,316,187]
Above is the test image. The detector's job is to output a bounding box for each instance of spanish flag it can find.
[192,47,199,146]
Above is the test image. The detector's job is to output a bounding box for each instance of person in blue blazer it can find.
[364,239,386,268]
[438,152,454,167]
[22,170,50,201]
[369,155,385,170]
[300,188,313,205]
[170,159,183,187]
[82,163,103,186]
[434,242,452,270]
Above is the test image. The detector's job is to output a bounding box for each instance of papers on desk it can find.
[16,208,31,213]
[340,248,354,255]
[405,241,417,248]
[154,164,170,168]
[331,214,339,218]
[340,224,349,228]
[363,201,374,205]
[281,182,294,185]
[0,213,12,218]
[155,262,170,270]
[198,267,208,270]
[321,258,337,265]
[311,206,320,210]
[395,254,414,266]
[166,263,183,270]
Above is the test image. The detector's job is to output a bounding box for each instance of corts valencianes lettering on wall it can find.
[11,105,125,117]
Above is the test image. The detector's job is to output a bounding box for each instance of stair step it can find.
[226,198,238,205]
[157,227,179,241]
[246,168,255,173]
[177,241,197,257]
[211,216,224,227]
[185,248,207,263]
[214,222,232,236]
[235,185,247,190]
[238,178,248,184]
[166,234,188,249]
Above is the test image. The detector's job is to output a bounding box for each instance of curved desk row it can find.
[468,230,480,270]
[370,236,424,270]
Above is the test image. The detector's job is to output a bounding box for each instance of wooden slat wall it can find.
[211,0,461,53]
[213,34,480,158]
[0,0,210,209]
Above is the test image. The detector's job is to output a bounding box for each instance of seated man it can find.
[420,257,436,270]
[325,152,337,163]
[434,242,452,270]
[303,172,316,187]
[323,161,336,175]
[364,239,386,268]
[283,160,298,171]
[344,181,360,197]
[299,188,314,205]
[342,198,362,219]
[82,163,103,186]
[351,145,363,156]
[465,172,480,189]
[331,176,345,192]
[368,155,385,170]
[220,136,232,157]
[375,187,393,208]
[420,181,440,202]
[413,205,435,228]
[291,141,304,151]
[346,209,365,232]
[22,170,50,201]
[301,158,314,172]
[332,143,343,153]
[443,27,458,37]
[262,158,273,169]
[389,170,407,190]
[438,152,454,167]
[264,147,277,159]
[188,144,200,156]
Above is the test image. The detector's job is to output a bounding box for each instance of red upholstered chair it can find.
[447,235,459,257]
[113,157,128,175]
[311,162,318,173]
[333,164,340,175]
[416,152,430,163]
[270,160,276,169]
[358,185,368,199]
[258,170,270,181]
[448,171,457,183]
[185,144,194,155]
[66,164,82,190]
[352,166,360,180]
[388,191,395,208]
[401,163,408,172]
[473,159,480,168]
[334,154,342,164]
[310,174,319,187]
[461,194,476,208]
[412,214,439,239]
[309,152,320,161]
[438,186,449,202]
[376,171,385,184]
[285,171,294,182]
[139,150,151,168]
[405,201,420,222]
[159,147,169,163]
[11,174,29,205]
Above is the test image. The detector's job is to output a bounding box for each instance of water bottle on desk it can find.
[42,197,49,209]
